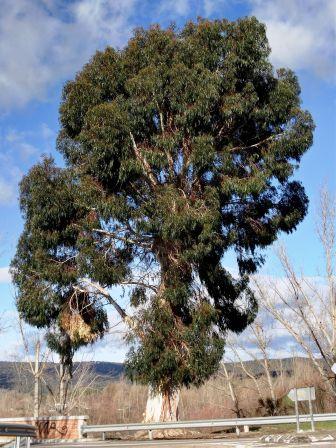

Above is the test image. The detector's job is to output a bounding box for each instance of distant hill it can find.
[221,356,322,379]
[0,357,322,392]
[0,361,124,392]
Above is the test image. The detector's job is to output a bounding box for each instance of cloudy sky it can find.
[0,0,335,361]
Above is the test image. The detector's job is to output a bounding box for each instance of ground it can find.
[33,438,336,447]
[32,427,336,448]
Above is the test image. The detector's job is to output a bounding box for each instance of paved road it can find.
[35,438,336,448]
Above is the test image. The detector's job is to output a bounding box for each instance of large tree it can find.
[13,17,313,421]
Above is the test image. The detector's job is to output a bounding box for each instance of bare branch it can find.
[77,280,128,321]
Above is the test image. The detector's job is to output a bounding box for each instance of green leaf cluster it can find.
[11,159,109,367]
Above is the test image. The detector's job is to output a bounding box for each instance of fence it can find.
[0,423,36,448]
[81,413,336,440]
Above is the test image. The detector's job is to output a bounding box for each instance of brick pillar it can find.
[0,416,88,441]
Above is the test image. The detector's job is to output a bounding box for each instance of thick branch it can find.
[130,132,158,188]
[92,228,152,249]
[228,134,281,153]
[120,280,158,293]
[78,279,128,321]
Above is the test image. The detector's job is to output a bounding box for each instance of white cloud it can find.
[4,129,39,160]
[158,0,190,16]
[0,0,136,110]
[0,266,11,283]
[0,122,59,205]
[250,0,336,81]
[40,123,55,141]
[0,0,333,111]
[203,0,227,16]
[203,0,215,16]
[0,178,16,205]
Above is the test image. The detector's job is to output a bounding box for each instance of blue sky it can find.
[0,0,335,361]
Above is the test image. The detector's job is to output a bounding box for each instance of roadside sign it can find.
[287,387,315,402]
[287,387,315,432]
[331,363,336,374]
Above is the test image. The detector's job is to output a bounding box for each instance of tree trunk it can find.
[59,360,70,414]
[33,341,40,419]
[144,388,180,422]
[59,362,65,413]
[222,363,243,418]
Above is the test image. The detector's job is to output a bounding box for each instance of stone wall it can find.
[0,415,88,440]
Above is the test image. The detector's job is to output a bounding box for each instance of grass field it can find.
[259,420,336,432]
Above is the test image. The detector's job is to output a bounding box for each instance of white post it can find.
[294,388,300,433]
[308,388,315,432]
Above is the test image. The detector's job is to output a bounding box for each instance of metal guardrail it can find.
[81,413,336,440]
[0,423,36,448]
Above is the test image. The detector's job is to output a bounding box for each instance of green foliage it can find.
[11,158,108,368]
[13,17,314,397]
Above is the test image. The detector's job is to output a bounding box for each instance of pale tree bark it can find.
[63,362,98,414]
[228,319,279,415]
[33,340,40,419]
[59,361,66,412]
[41,355,97,415]
[58,359,71,414]
[144,388,180,422]
[251,322,277,413]
[227,338,264,403]
[207,359,243,419]
[18,319,48,419]
[222,363,243,418]
[206,362,243,434]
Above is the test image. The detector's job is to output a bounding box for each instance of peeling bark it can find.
[144,388,180,422]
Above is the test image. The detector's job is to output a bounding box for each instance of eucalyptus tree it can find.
[13,17,313,421]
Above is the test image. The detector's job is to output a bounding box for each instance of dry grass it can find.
[0,361,335,423]
[84,381,148,424]
[0,389,33,418]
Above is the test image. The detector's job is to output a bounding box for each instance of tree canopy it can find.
[12,17,314,401]
[11,160,109,373]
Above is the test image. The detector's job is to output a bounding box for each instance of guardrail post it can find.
[73,413,336,439]
[27,437,31,448]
